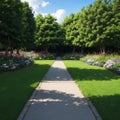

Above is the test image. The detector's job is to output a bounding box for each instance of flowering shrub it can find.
[104,60,115,69]
[93,61,103,67]
[86,59,94,65]
[20,51,55,60]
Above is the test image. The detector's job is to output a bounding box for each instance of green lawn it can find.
[64,60,120,120]
[0,60,53,120]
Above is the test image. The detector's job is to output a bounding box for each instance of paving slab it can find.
[18,59,98,120]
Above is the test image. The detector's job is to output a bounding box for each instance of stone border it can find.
[87,99,103,120]
[74,83,103,120]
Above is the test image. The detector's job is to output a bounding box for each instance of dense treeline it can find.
[0,0,120,54]
[0,0,35,54]
[62,0,120,53]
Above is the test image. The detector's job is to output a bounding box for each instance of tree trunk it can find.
[81,47,84,54]
[16,48,20,54]
[72,47,76,53]
[100,45,105,54]
[5,47,9,56]
[5,36,10,55]
[44,46,49,53]
[10,47,13,54]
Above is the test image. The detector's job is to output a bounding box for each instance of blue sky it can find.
[21,0,95,23]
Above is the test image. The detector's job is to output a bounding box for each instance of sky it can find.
[21,0,95,23]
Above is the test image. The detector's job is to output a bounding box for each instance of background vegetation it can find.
[0,0,120,54]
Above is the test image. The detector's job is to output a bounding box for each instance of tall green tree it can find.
[0,0,35,54]
[21,2,36,51]
[110,0,120,50]
[76,7,93,53]
[35,14,64,52]
[62,13,75,47]
[10,0,23,53]
[62,0,120,53]
[91,0,120,53]
[0,0,22,54]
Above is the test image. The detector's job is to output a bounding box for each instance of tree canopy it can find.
[62,0,120,53]
[0,0,35,54]
[35,14,65,52]
[0,0,120,54]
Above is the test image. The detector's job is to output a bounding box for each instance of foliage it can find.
[0,0,120,54]
[0,0,22,50]
[21,2,36,50]
[62,14,75,46]
[0,0,35,54]
[62,0,120,53]
[35,14,65,52]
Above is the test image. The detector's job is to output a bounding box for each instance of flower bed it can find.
[20,51,55,60]
[80,54,120,74]
[62,53,120,74]
[0,52,34,72]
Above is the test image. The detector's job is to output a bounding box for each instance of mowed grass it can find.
[0,60,53,120]
[64,60,120,120]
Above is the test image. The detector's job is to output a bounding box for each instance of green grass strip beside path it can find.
[0,60,53,120]
[64,60,120,120]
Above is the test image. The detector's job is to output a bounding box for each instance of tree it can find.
[0,0,35,54]
[0,0,23,54]
[21,2,36,51]
[80,0,117,53]
[110,0,120,51]
[10,0,23,54]
[62,14,75,47]
[75,7,93,53]
[35,14,64,52]
[91,0,120,53]
[62,0,120,53]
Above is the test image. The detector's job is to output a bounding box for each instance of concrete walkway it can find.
[18,58,99,120]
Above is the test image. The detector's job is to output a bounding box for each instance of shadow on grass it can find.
[25,89,95,120]
[67,67,119,81]
[89,94,120,120]
[0,62,52,120]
